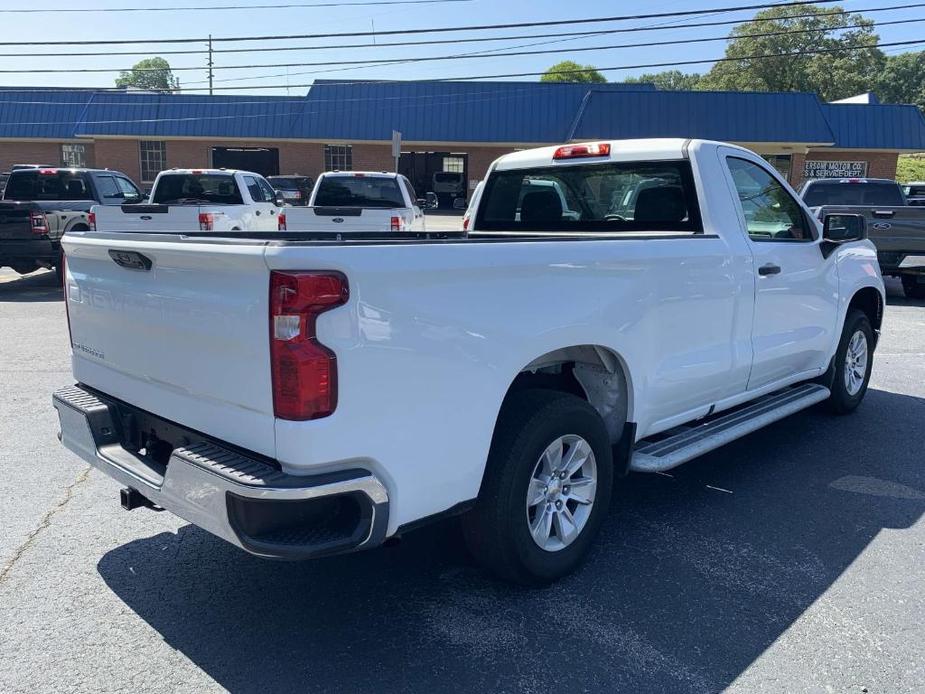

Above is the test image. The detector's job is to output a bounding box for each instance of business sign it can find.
[803,160,868,179]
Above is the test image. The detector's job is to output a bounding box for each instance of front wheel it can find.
[462,390,614,585]
[827,309,874,414]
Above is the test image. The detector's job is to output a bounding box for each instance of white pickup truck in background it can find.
[90,169,283,232]
[55,139,884,586]
[281,171,425,232]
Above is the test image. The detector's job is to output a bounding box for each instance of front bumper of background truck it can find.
[52,384,389,560]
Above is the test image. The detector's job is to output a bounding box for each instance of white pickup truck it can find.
[281,171,425,232]
[90,169,283,233]
[54,139,884,585]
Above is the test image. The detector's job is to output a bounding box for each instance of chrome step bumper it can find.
[53,384,389,559]
[630,383,831,473]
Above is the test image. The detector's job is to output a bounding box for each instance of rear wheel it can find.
[901,274,925,300]
[462,390,613,585]
[827,309,874,414]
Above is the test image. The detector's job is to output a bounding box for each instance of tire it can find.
[826,309,874,414]
[462,389,614,585]
[901,275,925,300]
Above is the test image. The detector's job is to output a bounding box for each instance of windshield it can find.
[152,174,243,205]
[476,161,702,233]
[802,181,905,207]
[313,176,405,208]
[3,170,90,201]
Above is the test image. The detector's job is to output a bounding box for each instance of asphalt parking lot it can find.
[1,267,923,693]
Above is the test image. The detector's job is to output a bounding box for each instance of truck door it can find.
[720,152,838,390]
[242,175,277,231]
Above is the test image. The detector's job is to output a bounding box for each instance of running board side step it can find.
[629,383,830,473]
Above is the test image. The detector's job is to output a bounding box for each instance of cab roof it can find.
[491,139,743,171]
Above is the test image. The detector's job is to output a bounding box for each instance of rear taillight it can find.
[390,216,402,231]
[198,212,214,231]
[462,215,470,231]
[30,210,48,235]
[553,142,611,160]
[87,211,96,231]
[269,271,348,421]
[278,212,287,231]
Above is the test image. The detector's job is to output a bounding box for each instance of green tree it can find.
[540,60,607,84]
[698,4,884,100]
[897,155,925,183]
[875,51,925,111]
[625,70,702,91]
[115,57,180,92]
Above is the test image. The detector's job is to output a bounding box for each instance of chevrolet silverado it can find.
[53,139,884,585]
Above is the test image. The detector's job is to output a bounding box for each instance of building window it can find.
[324,144,352,171]
[762,154,792,181]
[443,156,465,173]
[139,140,167,183]
[61,144,87,168]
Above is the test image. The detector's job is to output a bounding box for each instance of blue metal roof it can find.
[1,83,923,152]
[820,103,925,150]
[298,80,656,143]
[569,90,836,145]
[75,91,309,139]
[0,89,95,139]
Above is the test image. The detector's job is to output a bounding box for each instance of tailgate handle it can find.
[140,215,153,221]
[108,249,152,271]
[873,210,895,218]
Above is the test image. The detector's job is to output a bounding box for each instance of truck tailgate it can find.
[93,204,201,233]
[0,202,36,240]
[62,232,276,457]
[286,206,401,232]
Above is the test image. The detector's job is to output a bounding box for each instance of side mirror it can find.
[425,192,439,210]
[823,213,866,243]
[274,193,286,207]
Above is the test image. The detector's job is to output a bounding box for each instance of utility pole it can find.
[207,34,214,96]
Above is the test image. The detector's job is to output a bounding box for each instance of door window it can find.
[257,177,277,203]
[726,157,813,242]
[115,177,142,201]
[243,176,265,202]
[95,175,121,203]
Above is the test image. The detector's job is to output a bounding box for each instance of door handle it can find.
[758,263,781,276]
[255,210,261,216]
[872,210,895,218]
[270,209,276,215]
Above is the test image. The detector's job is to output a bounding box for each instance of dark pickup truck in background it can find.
[800,178,925,299]
[0,167,143,280]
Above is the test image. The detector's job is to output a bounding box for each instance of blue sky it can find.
[0,0,922,94]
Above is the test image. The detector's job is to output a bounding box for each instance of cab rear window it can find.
[152,174,243,205]
[802,181,904,207]
[314,176,405,208]
[475,160,702,233]
[3,170,90,201]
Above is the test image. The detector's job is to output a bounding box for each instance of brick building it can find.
[1,82,923,200]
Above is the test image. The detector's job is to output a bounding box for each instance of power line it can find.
[182,37,922,90]
[0,0,474,12]
[0,1,843,46]
[1,16,914,77]
[0,1,913,59]
[203,18,925,79]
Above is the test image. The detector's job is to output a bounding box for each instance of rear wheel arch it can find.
[499,344,633,446]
